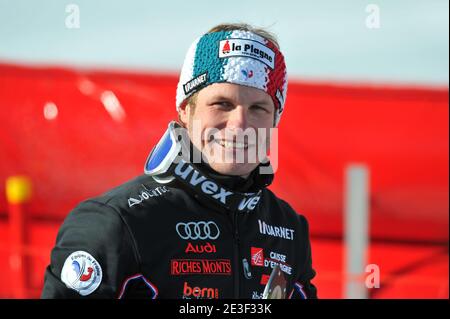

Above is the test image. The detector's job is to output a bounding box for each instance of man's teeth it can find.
[217,140,248,149]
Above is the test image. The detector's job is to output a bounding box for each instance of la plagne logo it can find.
[219,39,275,69]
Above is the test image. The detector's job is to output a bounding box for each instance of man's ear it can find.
[178,103,190,127]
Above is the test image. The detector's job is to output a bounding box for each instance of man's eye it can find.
[215,102,232,108]
[251,105,268,112]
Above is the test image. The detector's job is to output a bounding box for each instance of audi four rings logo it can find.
[176,221,220,240]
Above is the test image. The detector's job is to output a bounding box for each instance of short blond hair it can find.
[207,23,279,48]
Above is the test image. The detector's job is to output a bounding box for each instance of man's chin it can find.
[208,163,258,178]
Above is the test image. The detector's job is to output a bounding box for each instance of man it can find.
[41,23,317,299]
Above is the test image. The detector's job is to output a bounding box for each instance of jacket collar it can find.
[144,121,274,213]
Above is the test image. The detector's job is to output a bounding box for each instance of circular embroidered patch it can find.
[61,250,103,296]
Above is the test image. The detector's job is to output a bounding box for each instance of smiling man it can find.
[42,23,317,299]
[180,82,275,178]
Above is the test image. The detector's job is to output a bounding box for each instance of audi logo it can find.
[176,221,220,240]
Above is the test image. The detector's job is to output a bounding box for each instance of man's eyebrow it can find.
[210,96,270,105]
[250,100,271,105]
[210,95,234,101]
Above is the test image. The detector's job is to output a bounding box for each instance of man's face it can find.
[179,83,275,177]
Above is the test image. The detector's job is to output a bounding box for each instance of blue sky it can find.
[0,0,448,86]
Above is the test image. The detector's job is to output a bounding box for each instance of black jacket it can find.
[41,124,317,299]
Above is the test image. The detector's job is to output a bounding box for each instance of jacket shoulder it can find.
[42,179,146,298]
[85,174,169,211]
[262,188,311,231]
[262,189,304,217]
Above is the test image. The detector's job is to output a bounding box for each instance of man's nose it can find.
[226,105,248,130]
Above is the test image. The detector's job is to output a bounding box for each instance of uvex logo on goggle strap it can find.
[173,159,261,211]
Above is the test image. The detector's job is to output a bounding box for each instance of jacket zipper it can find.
[232,210,240,298]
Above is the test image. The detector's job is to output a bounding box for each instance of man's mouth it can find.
[214,139,254,150]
